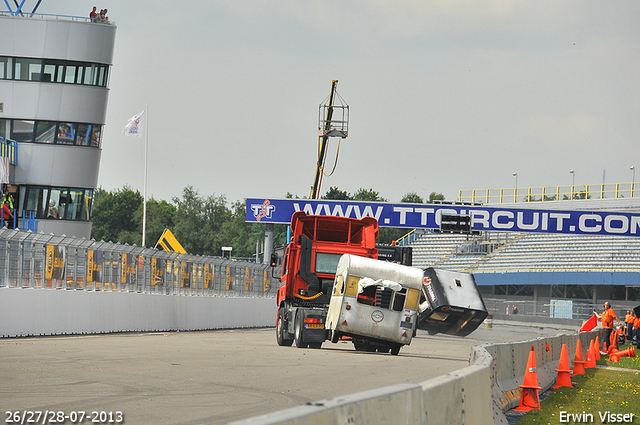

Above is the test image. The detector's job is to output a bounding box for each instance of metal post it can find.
[263,223,274,265]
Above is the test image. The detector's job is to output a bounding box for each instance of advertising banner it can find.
[204,263,213,289]
[226,266,234,290]
[121,253,136,285]
[245,268,254,292]
[246,198,640,237]
[151,257,164,286]
[45,245,66,280]
[181,261,192,288]
[87,249,103,285]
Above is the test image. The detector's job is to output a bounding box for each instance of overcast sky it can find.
[33,1,640,204]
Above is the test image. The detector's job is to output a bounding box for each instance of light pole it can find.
[570,169,575,199]
[513,172,518,203]
[631,166,635,197]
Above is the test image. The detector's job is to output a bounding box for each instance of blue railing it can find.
[0,138,18,165]
[0,210,36,232]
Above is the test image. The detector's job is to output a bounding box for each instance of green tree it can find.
[91,186,143,243]
[428,192,445,202]
[322,186,351,200]
[133,198,176,248]
[401,192,423,203]
[172,186,230,256]
[353,188,387,202]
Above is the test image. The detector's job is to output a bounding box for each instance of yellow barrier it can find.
[459,182,638,204]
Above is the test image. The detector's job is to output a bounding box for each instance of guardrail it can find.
[228,326,600,425]
[459,182,638,204]
[0,228,279,298]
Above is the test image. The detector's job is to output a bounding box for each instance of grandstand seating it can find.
[410,232,640,273]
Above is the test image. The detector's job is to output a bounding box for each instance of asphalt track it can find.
[0,321,578,425]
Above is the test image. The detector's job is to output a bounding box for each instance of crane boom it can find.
[311,80,339,199]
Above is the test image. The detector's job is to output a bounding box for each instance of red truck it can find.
[274,211,488,351]
[275,211,380,348]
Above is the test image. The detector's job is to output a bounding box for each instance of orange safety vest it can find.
[634,317,640,329]
[626,314,636,324]
[601,308,617,329]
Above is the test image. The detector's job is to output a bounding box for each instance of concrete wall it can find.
[228,327,600,425]
[0,287,277,337]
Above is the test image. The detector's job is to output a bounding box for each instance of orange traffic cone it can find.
[595,336,601,360]
[585,341,596,369]
[572,339,586,376]
[610,346,636,362]
[514,346,542,411]
[554,344,572,389]
[610,329,618,350]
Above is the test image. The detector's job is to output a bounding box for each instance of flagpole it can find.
[142,105,148,247]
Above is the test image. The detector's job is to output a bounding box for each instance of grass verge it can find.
[516,344,640,424]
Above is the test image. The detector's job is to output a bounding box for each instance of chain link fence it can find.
[0,228,280,298]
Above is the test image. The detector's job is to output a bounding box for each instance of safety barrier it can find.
[0,229,280,337]
[0,228,279,297]
[228,328,600,425]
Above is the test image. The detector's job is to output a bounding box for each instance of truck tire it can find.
[390,344,401,356]
[294,310,308,348]
[276,307,293,347]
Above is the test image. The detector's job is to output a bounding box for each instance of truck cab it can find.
[276,211,379,348]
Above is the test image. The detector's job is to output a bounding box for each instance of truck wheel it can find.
[276,307,293,347]
[294,310,308,348]
[390,344,401,356]
[308,342,323,349]
[330,331,340,344]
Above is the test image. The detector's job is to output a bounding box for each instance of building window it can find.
[0,119,9,139]
[19,186,93,221]
[14,57,43,81]
[43,59,66,83]
[5,119,102,148]
[35,121,56,144]
[83,189,94,220]
[0,55,109,87]
[10,120,35,143]
[56,123,76,144]
[0,56,12,79]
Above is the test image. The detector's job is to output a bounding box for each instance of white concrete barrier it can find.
[0,287,277,337]
[227,329,602,425]
[228,384,426,425]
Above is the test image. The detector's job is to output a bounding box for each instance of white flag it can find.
[123,110,145,138]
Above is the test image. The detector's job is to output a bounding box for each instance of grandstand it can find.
[408,197,640,319]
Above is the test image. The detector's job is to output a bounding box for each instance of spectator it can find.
[89,6,97,22]
[625,310,636,341]
[48,200,60,219]
[99,9,109,24]
[511,304,518,315]
[1,202,13,229]
[595,301,621,349]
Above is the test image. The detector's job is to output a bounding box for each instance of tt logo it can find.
[251,200,276,221]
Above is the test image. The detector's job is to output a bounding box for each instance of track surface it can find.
[0,322,576,425]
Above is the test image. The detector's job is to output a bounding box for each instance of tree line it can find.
[90,186,445,258]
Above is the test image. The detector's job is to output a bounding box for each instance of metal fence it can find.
[0,228,280,298]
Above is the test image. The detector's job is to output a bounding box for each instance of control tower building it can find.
[0,4,116,238]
